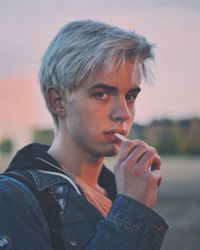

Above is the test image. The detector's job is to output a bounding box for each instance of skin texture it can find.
[47,60,162,208]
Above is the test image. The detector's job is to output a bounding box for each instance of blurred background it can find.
[0,0,200,249]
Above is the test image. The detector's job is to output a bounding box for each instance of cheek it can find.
[79,103,108,123]
[68,105,99,133]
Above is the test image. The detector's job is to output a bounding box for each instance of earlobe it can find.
[47,87,66,117]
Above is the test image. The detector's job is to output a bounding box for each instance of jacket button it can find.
[70,240,78,247]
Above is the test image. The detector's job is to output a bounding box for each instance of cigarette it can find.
[114,133,130,142]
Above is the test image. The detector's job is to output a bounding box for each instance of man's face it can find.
[64,60,141,157]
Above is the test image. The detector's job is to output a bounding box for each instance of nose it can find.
[110,98,133,123]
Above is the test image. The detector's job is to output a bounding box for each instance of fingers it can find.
[114,139,162,187]
[152,170,162,187]
[114,139,163,207]
[116,140,160,170]
[116,139,147,164]
[129,143,162,184]
[137,148,161,171]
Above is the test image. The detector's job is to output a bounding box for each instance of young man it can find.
[0,20,168,249]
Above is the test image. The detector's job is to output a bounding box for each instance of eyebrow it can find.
[89,83,141,94]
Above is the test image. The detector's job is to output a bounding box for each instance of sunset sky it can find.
[1,0,200,127]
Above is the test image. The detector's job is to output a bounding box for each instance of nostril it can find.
[111,110,132,122]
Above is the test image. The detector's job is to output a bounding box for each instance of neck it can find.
[48,130,104,187]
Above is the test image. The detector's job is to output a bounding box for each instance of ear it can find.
[46,87,66,117]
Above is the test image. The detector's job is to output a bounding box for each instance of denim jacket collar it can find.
[7,143,117,201]
[29,157,117,201]
[29,170,68,191]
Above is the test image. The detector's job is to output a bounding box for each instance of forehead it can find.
[85,60,142,90]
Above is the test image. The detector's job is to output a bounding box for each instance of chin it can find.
[101,145,120,157]
[89,143,120,158]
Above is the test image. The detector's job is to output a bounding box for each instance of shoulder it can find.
[0,175,44,223]
[0,175,34,213]
[0,175,32,229]
[0,175,52,249]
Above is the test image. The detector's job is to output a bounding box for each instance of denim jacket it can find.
[0,143,169,250]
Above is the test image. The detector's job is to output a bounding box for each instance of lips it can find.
[104,130,126,142]
[104,129,126,135]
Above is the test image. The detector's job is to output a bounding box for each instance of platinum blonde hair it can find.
[39,20,154,126]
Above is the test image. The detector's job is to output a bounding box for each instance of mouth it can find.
[103,130,126,143]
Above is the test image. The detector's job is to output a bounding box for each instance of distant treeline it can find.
[32,117,200,156]
[129,118,200,156]
[0,118,199,157]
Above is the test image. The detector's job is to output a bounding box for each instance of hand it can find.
[114,139,162,208]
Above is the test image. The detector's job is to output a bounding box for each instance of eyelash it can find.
[92,91,138,103]
[93,91,109,100]
[125,94,137,103]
